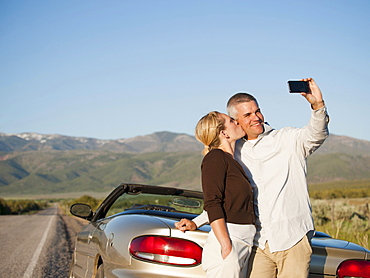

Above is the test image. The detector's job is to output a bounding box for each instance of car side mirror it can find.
[70,203,93,220]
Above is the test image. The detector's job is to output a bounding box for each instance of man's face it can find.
[234,101,265,140]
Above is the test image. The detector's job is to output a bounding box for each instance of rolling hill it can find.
[0,131,369,197]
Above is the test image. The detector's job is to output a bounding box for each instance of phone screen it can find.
[288,81,309,93]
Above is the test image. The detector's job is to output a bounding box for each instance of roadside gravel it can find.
[42,207,87,278]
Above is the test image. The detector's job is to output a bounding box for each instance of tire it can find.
[95,264,104,278]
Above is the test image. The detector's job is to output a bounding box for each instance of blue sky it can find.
[1,0,370,141]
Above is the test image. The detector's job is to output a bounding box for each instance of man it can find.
[175,78,329,277]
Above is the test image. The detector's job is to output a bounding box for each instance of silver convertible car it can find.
[69,183,370,278]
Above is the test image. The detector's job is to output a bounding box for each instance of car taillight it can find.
[337,259,370,278]
[129,235,202,266]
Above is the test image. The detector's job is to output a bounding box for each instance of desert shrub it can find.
[312,198,370,249]
[311,200,331,226]
[0,198,11,215]
[73,195,100,210]
[0,199,48,215]
[309,183,370,199]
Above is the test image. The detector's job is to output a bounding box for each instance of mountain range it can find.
[0,131,369,197]
[0,132,202,153]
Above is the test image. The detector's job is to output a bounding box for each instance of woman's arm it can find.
[202,150,227,223]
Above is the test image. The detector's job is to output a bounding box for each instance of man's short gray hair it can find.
[227,92,257,120]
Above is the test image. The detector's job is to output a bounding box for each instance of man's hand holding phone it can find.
[288,78,324,110]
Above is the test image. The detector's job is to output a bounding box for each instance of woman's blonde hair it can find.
[195,111,225,155]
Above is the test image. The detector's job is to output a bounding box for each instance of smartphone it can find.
[287,80,310,93]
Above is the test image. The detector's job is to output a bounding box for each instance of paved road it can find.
[0,204,85,278]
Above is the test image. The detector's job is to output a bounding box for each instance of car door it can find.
[73,222,99,278]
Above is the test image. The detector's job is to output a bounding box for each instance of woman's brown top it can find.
[202,149,255,225]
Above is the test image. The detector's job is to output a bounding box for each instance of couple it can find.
[175,78,329,278]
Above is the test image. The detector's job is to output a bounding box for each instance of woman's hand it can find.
[221,242,232,260]
[210,218,232,260]
[174,218,197,232]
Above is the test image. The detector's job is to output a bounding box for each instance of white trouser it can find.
[202,230,253,278]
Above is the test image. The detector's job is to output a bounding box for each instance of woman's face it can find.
[219,113,246,141]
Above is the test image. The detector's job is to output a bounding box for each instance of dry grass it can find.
[312,198,370,250]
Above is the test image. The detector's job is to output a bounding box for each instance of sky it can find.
[1,0,370,141]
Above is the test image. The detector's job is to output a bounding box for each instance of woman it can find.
[194,111,255,277]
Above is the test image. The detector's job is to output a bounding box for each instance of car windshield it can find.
[106,192,204,217]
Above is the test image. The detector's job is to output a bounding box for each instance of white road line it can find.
[23,214,55,278]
